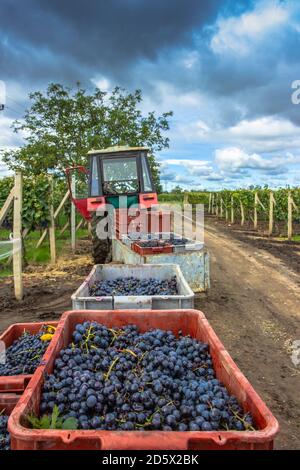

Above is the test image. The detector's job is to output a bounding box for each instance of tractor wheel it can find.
[91,213,112,264]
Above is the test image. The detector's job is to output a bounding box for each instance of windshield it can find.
[102,156,139,194]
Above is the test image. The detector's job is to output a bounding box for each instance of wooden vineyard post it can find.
[225,206,229,221]
[183,192,189,206]
[36,189,70,248]
[220,198,224,218]
[231,195,234,224]
[268,191,275,236]
[240,200,245,226]
[288,192,293,240]
[215,196,219,217]
[211,194,215,214]
[224,198,229,221]
[254,192,258,230]
[71,175,76,252]
[49,176,56,264]
[13,172,23,300]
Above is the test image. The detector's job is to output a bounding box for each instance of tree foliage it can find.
[0,175,68,231]
[2,83,173,192]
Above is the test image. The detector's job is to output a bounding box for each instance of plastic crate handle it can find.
[99,433,190,450]
[152,247,164,253]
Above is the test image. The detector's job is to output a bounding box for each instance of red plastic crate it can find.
[0,393,21,451]
[132,241,173,256]
[8,309,278,450]
[0,393,21,415]
[0,322,59,392]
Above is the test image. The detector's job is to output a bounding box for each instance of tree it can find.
[2,83,172,192]
[171,185,183,194]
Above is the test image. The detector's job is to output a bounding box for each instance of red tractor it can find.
[66,146,159,264]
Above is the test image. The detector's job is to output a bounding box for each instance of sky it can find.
[0,0,300,190]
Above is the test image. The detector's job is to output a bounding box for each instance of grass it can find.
[277,233,300,242]
[0,225,89,278]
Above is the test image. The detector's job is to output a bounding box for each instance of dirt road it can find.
[196,217,300,449]
[0,239,93,332]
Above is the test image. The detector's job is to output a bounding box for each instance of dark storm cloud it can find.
[0,0,223,84]
[200,25,300,126]
[123,2,300,130]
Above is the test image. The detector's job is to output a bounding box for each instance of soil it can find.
[195,216,300,450]
[0,221,300,449]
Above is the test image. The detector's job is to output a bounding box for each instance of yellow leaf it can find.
[46,325,56,334]
[40,333,54,342]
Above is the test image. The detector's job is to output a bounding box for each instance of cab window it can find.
[91,156,99,196]
[141,154,153,192]
[102,156,139,194]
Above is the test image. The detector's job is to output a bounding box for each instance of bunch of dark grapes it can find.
[137,240,170,248]
[39,322,255,432]
[166,237,189,246]
[89,276,178,296]
[0,330,49,376]
[130,233,190,247]
[136,238,190,248]
[0,414,10,450]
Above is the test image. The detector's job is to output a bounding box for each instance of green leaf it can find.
[26,414,43,429]
[49,404,60,429]
[61,417,78,430]
[40,415,52,429]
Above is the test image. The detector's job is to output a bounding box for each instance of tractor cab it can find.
[66,146,158,220]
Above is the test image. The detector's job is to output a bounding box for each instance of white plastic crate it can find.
[121,233,151,248]
[71,264,194,310]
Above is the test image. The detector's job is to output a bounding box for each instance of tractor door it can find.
[100,154,140,208]
[65,166,91,221]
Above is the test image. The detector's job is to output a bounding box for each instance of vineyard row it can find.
[207,189,300,239]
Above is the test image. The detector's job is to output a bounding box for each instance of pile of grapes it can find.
[136,240,171,248]
[136,238,189,248]
[0,329,51,376]
[89,276,178,296]
[0,414,10,450]
[129,232,190,248]
[38,322,255,432]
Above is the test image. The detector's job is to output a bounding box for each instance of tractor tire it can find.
[91,213,112,264]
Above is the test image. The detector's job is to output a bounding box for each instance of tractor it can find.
[66,146,159,264]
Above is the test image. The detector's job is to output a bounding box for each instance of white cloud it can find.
[162,158,211,168]
[142,81,205,112]
[0,112,25,148]
[0,155,12,176]
[91,76,111,91]
[160,158,213,177]
[178,115,300,154]
[181,51,199,69]
[225,117,300,153]
[0,115,17,147]
[0,111,24,177]
[211,1,289,55]
[214,146,299,173]
[204,172,224,181]
[228,117,300,139]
